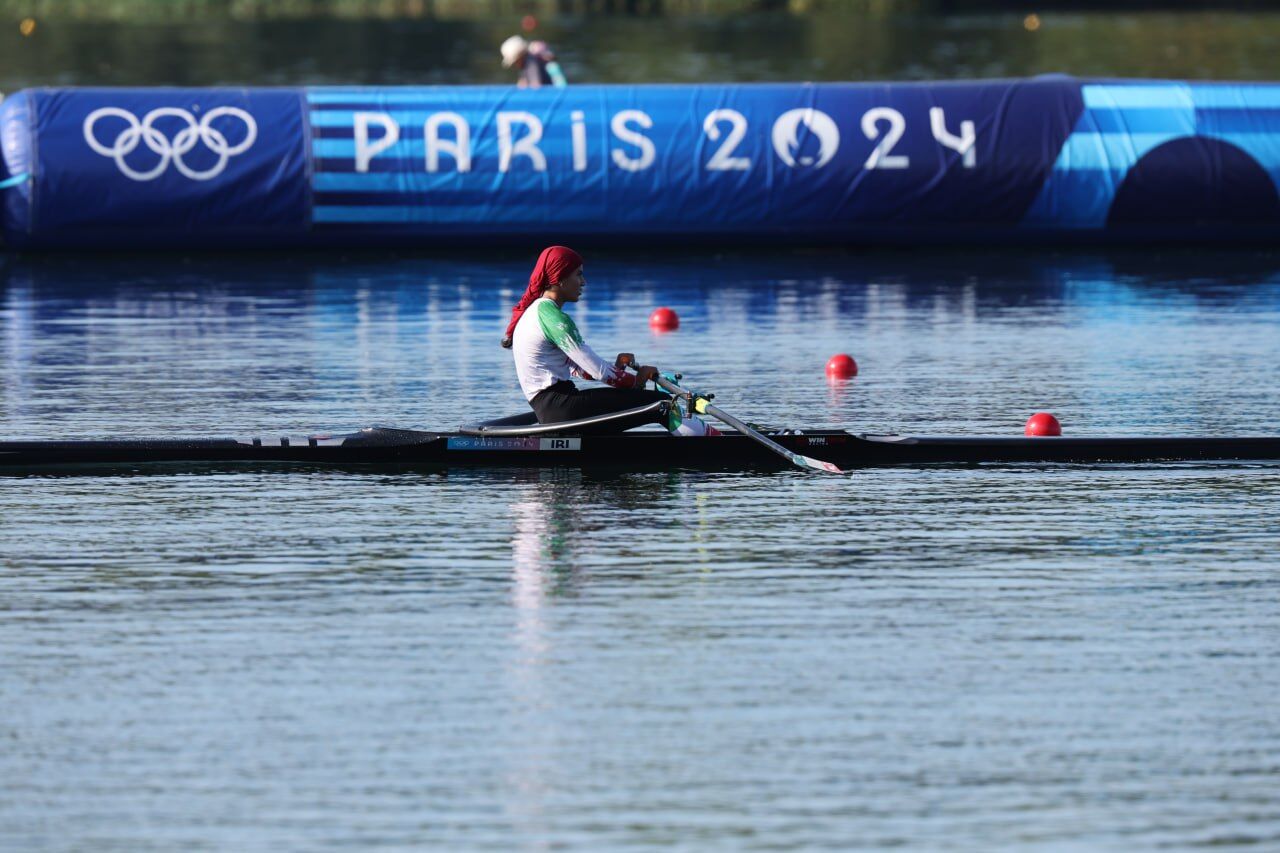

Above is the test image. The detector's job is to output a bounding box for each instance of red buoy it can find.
[649,307,679,331]
[1025,412,1062,436]
[825,353,858,379]
[521,14,537,31]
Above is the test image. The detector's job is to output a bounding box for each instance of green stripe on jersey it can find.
[536,299,585,349]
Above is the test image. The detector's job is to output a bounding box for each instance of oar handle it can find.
[619,355,689,396]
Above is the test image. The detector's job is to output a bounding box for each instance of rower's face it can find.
[559,266,585,301]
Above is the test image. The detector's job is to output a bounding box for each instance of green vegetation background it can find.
[2,1,1278,88]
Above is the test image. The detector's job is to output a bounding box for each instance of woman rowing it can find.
[502,245,717,436]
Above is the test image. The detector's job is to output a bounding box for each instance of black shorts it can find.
[530,381,669,427]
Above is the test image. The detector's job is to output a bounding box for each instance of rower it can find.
[502,245,718,436]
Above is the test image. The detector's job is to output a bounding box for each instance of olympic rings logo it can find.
[82,106,258,181]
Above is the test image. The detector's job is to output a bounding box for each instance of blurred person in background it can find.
[500,35,567,89]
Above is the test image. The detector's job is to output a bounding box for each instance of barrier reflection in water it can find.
[5,248,1279,320]
[2,249,1279,438]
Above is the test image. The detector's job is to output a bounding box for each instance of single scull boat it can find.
[2,419,1278,472]
[4,380,1278,473]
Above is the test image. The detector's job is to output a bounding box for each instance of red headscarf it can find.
[501,245,583,347]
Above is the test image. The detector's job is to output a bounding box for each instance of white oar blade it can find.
[801,455,847,475]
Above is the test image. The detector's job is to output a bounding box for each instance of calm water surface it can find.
[2,250,1280,849]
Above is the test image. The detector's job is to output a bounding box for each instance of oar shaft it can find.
[653,374,845,474]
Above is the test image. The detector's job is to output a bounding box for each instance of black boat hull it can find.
[3,428,1280,472]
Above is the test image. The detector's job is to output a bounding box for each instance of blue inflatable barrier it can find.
[1,78,1278,249]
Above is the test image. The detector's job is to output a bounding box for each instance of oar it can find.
[653,373,847,475]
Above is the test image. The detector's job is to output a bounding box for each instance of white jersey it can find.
[511,297,636,401]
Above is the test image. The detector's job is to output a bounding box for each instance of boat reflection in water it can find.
[503,470,696,836]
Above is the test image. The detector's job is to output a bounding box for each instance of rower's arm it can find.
[537,301,636,389]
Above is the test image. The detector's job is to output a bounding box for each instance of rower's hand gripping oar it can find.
[616,355,847,475]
